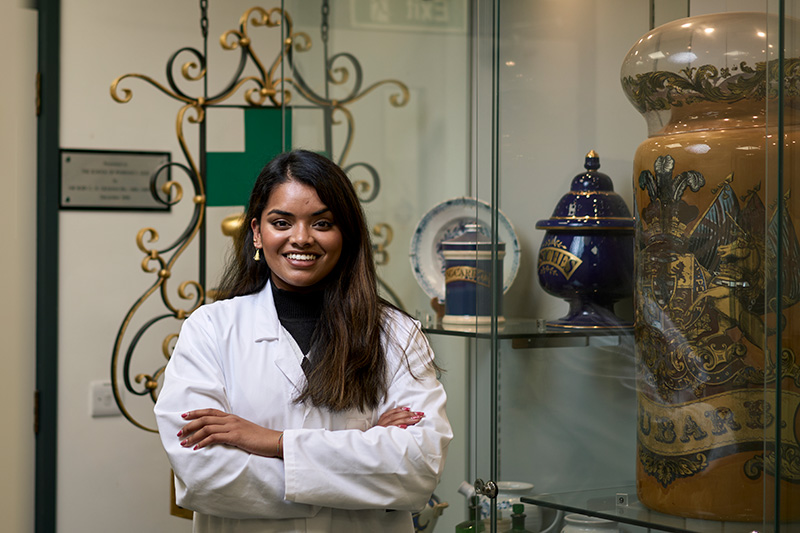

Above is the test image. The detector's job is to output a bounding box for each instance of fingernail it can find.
[415,412,425,416]
[399,424,408,429]
[411,415,421,420]
[401,407,410,411]
[181,413,188,419]
[180,439,188,446]
[193,445,198,451]
[177,430,183,437]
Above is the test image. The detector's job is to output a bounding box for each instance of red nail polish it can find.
[180,439,187,446]
[177,430,183,437]
[181,413,188,418]
[401,407,410,411]
[399,424,407,429]
[415,412,425,416]
[193,445,198,450]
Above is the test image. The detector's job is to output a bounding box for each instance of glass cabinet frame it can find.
[416,1,800,532]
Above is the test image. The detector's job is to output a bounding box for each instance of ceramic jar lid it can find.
[441,223,506,257]
[535,151,634,232]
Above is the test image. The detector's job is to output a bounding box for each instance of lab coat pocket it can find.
[345,418,368,431]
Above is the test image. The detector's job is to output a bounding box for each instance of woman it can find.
[154,149,452,532]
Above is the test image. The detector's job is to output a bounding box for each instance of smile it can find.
[285,253,318,261]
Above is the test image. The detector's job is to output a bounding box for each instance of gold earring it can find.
[254,248,260,261]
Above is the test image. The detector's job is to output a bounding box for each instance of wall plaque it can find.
[60,149,171,210]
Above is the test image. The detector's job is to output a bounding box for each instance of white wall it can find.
[58,1,210,530]
[0,3,38,532]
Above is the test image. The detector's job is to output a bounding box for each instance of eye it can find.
[314,220,335,229]
[270,219,290,228]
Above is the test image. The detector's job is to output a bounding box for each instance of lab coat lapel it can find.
[253,281,307,393]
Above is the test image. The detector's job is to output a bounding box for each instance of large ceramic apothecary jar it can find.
[621,12,800,521]
[535,151,634,329]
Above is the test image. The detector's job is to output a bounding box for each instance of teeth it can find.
[286,253,316,261]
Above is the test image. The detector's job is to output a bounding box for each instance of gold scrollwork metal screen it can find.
[110,2,408,432]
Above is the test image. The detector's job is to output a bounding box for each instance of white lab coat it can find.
[154,281,453,532]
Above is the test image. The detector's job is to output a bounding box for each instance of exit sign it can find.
[350,0,467,33]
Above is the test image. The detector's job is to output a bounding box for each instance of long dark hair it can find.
[216,149,389,411]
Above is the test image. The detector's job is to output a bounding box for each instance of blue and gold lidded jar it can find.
[441,223,505,325]
[535,151,634,329]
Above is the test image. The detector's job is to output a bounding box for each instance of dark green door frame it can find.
[36,0,59,531]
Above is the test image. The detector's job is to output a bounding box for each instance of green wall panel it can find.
[206,107,291,207]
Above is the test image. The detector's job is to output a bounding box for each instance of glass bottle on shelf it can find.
[502,504,535,532]
[455,496,485,532]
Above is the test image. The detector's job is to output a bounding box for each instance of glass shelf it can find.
[522,487,775,533]
[422,317,633,348]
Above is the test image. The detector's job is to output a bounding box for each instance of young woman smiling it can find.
[154,150,452,532]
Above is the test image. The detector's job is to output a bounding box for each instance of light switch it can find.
[90,380,120,417]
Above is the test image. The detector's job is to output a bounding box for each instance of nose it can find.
[290,223,313,247]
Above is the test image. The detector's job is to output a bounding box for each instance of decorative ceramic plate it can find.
[410,197,520,301]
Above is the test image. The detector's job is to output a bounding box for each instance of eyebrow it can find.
[266,208,331,216]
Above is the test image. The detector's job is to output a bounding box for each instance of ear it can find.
[251,217,262,247]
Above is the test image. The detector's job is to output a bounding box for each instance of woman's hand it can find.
[177,408,283,458]
[376,406,425,429]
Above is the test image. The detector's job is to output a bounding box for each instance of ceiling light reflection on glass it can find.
[670,52,698,64]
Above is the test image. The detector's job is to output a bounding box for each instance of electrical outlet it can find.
[90,380,120,417]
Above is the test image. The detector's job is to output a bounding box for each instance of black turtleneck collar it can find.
[271,282,323,355]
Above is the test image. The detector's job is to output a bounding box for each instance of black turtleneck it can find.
[271,283,323,356]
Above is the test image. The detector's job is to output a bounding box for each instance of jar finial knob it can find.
[584,150,600,170]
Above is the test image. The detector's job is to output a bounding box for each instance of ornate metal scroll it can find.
[110,1,409,432]
[621,58,800,114]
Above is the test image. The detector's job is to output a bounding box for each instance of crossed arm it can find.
[176,406,426,458]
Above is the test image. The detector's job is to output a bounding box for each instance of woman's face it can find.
[252,180,343,292]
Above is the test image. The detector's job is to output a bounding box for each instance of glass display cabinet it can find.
[401,1,800,532]
[428,1,800,533]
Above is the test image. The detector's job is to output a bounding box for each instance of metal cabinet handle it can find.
[474,478,498,499]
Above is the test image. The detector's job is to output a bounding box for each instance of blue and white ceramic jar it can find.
[535,151,634,329]
[441,223,505,325]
